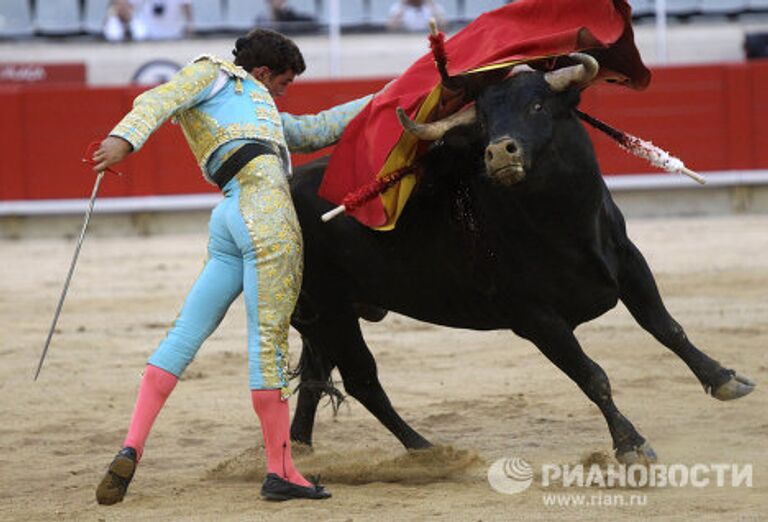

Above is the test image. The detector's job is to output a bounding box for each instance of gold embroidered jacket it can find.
[110,55,372,184]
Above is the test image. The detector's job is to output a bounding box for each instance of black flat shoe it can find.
[260,473,332,501]
[96,447,137,505]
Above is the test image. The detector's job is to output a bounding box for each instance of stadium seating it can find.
[3,0,768,42]
[190,0,226,32]
[83,0,111,35]
[317,0,368,27]
[699,0,747,14]
[441,0,462,23]
[747,0,768,9]
[0,0,34,37]
[462,0,507,20]
[285,0,320,19]
[665,0,702,16]
[369,0,461,27]
[629,0,655,17]
[368,0,393,25]
[225,0,261,31]
[34,0,82,35]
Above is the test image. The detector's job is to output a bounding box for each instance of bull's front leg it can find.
[617,240,756,400]
[512,310,656,464]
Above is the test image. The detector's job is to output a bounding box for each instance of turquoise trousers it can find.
[148,154,301,398]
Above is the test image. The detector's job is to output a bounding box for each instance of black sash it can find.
[210,142,277,189]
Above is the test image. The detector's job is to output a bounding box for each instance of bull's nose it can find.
[485,138,522,168]
[484,137,525,185]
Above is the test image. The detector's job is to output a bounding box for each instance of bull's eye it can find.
[532,103,543,112]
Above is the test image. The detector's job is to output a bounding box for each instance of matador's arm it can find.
[280,94,373,154]
[109,60,219,151]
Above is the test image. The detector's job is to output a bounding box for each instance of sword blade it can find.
[35,172,105,380]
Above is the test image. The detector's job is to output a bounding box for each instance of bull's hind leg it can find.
[618,241,755,400]
[296,304,432,450]
[514,312,656,464]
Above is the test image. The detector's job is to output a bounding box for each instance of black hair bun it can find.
[233,36,248,58]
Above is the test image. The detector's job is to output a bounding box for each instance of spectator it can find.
[387,0,447,32]
[267,0,319,34]
[104,0,148,41]
[104,0,192,42]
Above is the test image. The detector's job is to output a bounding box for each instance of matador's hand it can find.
[91,136,133,173]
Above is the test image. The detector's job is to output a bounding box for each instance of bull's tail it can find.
[290,336,345,414]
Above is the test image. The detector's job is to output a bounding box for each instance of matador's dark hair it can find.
[232,28,306,75]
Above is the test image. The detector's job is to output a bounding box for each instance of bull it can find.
[287,54,755,463]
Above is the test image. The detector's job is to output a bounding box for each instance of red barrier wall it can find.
[0,63,86,85]
[1,62,767,202]
[583,60,768,174]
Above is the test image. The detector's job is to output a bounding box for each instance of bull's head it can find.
[397,53,599,186]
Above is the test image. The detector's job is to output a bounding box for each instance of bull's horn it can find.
[396,106,477,141]
[543,53,599,92]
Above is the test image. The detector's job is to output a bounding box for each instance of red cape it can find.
[320,0,650,229]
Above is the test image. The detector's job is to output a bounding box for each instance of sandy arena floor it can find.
[0,214,765,521]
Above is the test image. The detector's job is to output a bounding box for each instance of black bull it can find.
[286,62,755,463]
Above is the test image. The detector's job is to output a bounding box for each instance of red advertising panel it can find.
[0,63,86,85]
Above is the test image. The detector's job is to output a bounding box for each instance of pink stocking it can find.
[251,389,311,487]
[122,364,178,461]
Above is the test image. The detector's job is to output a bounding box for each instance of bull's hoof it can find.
[407,438,434,451]
[711,372,756,401]
[615,442,657,466]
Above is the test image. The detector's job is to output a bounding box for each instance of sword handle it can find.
[321,205,346,222]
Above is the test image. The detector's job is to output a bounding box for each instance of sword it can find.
[34,171,104,380]
[35,141,121,380]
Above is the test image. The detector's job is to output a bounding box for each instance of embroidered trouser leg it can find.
[148,155,302,398]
